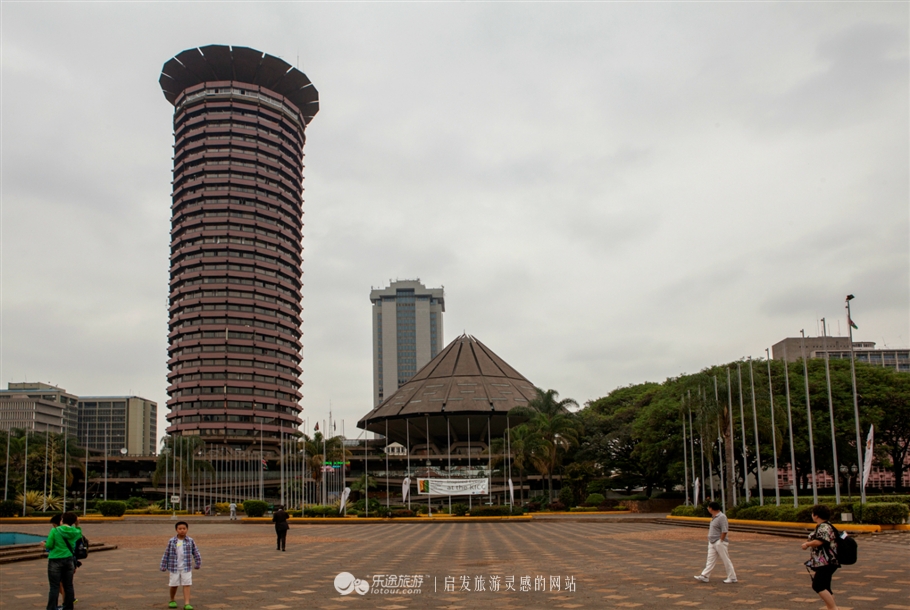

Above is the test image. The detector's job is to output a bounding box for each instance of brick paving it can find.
[1,519,908,609]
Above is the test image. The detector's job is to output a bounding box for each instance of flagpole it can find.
[726,368,736,506]
[385,419,390,510]
[4,430,10,501]
[703,387,714,502]
[62,425,68,512]
[506,414,513,510]
[737,363,749,502]
[800,330,819,504]
[467,417,471,510]
[446,416,451,514]
[748,357,763,505]
[766,349,780,506]
[259,416,264,501]
[487,415,492,506]
[821,319,841,504]
[687,393,696,503]
[846,295,866,505]
[406,418,411,511]
[426,415,431,517]
[783,345,799,507]
[682,407,689,506]
[714,376,726,512]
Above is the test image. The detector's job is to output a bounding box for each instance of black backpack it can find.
[830,525,857,566]
[64,534,89,561]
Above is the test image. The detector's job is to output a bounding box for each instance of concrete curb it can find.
[664,515,902,533]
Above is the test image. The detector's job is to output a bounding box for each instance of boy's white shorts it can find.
[169,571,192,586]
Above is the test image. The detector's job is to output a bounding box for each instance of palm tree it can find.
[488,424,548,504]
[511,388,581,501]
[300,432,349,505]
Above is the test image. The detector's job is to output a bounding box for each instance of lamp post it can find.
[845,295,866,504]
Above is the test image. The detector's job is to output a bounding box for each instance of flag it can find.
[402,477,411,502]
[861,425,874,489]
[694,477,701,505]
[333,421,337,431]
[508,478,514,506]
[849,316,858,330]
[261,458,268,471]
[339,487,351,514]
[314,422,319,432]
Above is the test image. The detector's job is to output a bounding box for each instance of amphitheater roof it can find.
[159,45,319,124]
[358,335,537,443]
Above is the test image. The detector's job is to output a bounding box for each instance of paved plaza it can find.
[1,519,908,609]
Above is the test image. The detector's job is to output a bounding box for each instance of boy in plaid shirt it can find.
[159,521,202,610]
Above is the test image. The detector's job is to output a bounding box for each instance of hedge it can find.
[585,493,606,507]
[451,503,468,516]
[243,500,269,517]
[0,500,21,517]
[97,501,127,517]
[390,509,415,518]
[671,505,709,517]
[303,505,338,517]
[859,502,908,525]
[469,505,525,517]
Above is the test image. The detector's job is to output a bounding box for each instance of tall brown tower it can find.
[159,45,318,454]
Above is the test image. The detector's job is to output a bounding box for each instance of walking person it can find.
[229,501,237,521]
[694,501,737,584]
[44,512,82,610]
[801,505,839,610]
[160,521,202,610]
[272,505,289,551]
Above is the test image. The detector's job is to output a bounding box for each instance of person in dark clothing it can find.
[45,512,82,610]
[272,505,289,551]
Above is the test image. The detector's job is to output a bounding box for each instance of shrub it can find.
[469,505,512,517]
[416,503,429,514]
[547,501,567,512]
[451,503,469,516]
[243,500,269,517]
[570,506,601,512]
[557,486,575,507]
[586,480,607,495]
[390,509,415,518]
[509,505,526,515]
[526,502,541,513]
[0,500,21,517]
[860,502,909,525]
[671,505,706,517]
[585,493,606,507]
[796,505,820,523]
[528,495,548,505]
[375,506,390,518]
[352,498,381,513]
[303,505,337,517]
[97,501,127,517]
[125,497,148,509]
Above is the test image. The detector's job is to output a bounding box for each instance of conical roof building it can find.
[358,335,536,450]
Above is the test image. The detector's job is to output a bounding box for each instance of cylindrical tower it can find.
[159,45,318,455]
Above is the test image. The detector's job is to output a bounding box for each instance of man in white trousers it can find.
[694,501,737,584]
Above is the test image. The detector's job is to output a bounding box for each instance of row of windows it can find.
[170,288,301,315]
[177,88,304,136]
[172,220,299,254]
[175,133,301,177]
[172,275,298,301]
[172,234,301,267]
[175,179,301,215]
[169,386,297,400]
[170,344,299,363]
[172,302,297,325]
[170,400,299,414]
[172,372,300,389]
[172,249,299,286]
[171,316,299,338]
[172,196,300,235]
[174,169,299,205]
[171,358,298,376]
[175,118,302,160]
[172,262,300,292]
[173,206,300,241]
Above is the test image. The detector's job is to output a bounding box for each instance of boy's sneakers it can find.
[723,578,738,584]
[184,605,194,610]
[693,575,709,582]
[168,603,177,609]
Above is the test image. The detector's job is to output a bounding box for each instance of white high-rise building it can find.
[370,280,445,406]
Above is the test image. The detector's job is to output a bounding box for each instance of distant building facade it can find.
[77,396,158,456]
[772,337,909,372]
[0,383,77,433]
[370,280,445,406]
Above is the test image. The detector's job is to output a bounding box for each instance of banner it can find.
[694,477,701,506]
[402,477,411,502]
[508,478,514,506]
[339,487,351,514]
[417,478,488,496]
[862,425,874,489]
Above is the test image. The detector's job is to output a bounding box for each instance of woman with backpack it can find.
[44,512,83,610]
[801,504,839,610]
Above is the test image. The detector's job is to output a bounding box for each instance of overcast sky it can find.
[2,2,907,445]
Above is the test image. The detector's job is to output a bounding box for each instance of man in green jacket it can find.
[45,512,82,610]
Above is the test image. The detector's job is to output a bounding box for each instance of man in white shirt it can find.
[694,501,737,584]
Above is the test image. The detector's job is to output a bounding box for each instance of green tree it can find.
[512,388,581,501]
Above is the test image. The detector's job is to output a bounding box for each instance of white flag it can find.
[694,477,701,505]
[508,478,514,505]
[339,487,351,514]
[861,425,874,489]
[402,477,411,502]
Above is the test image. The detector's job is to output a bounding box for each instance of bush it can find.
[509,505,526,515]
[303,505,337,517]
[629,494,650,501]
[451,503,469,516]
[0,500,21,517]
[390,509,415,518]
[557,486,575,507]
[416,503,429,514]
[243,500,269,517]
[585,493,606,507]
[352,498,381,513]
[570,506,601,512]
[860,502,909,525]
[547,501,567,512]
[97,501,127,517]
[671,505,707,517]
[528,495,548,505]
[375,506,390,518]
[586,480,607,495]
[125,497,148,509]
[469,505,512,517]
[796,505,819,523]
[526,502,541,513]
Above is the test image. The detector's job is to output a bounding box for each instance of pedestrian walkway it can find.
[1,521,906,609]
